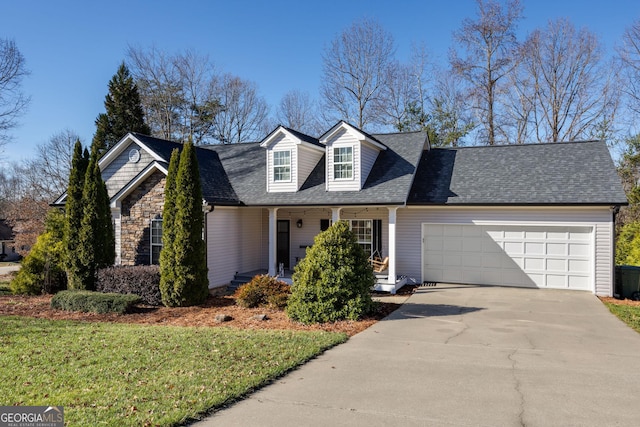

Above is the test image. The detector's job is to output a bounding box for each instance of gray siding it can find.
[102,142,155,197]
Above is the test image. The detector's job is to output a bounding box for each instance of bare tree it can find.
[519,19,618,142]
[618,19,640,116]
[321,18,396,130]
[25,129,80,200]
[212,74,269,143]
[0,38,30,150]
[127,46,221,144]
[427,70,476,146]
[277,89,323,135]
[375,61,415,131]
[450,0,523,145]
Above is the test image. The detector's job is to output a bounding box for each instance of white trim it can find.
[268,208,278,276]
[98,133,166,169]
[319,121,387,151]
[260,126,324,152]
[272,150,292,183]
[109,161,169,208]
[388,207,397,286]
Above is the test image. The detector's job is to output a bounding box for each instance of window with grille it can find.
[350,219,372,256]
[150,218,162,265]
[273,150,291,182]
[333,146,353,179]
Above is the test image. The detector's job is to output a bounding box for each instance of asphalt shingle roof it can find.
[206,131,427,206]
[132,133,241,205]
[408,141,628,205]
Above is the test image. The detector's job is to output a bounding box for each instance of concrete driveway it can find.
[195,284,640,426]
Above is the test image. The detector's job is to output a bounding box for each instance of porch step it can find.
[228,274,254,292]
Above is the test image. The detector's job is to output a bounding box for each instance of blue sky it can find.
[2,0,639,164]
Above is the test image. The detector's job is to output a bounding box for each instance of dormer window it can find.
[273,150,291,182]
[334,147,353,180]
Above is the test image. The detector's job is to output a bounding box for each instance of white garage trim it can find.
[422,223,595,291]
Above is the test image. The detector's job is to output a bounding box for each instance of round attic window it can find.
[128,148,141,163]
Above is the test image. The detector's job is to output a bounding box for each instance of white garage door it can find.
[422,224,593,290]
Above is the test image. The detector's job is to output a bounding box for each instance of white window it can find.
[334,147,353,179]
[150,218,162,265]
[350,219,372,256]
[273,150,291,182]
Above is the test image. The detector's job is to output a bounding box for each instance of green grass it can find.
[604,302,640,333]
[0,316,347,426]
[0,282,10,295]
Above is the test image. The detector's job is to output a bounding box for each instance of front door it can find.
[277,220,290,270]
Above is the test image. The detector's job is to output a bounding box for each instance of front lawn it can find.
[603,300,640,333]
[0,316,346,426]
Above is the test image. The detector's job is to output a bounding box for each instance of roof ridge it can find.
[432,140,603,150]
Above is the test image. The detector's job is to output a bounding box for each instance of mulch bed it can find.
[599,296,640,307]
[0,282,417,337]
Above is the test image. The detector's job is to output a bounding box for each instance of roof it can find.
[130,133,241,205]
[206,130,427,206]
[408,141,628,205]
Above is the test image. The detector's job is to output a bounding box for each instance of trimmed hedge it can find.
[51,290,140,314]
[96,265,162,306]
[234,275,291,310]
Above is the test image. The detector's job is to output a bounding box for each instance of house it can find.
[54,121,627,295]
[0,219,16,261]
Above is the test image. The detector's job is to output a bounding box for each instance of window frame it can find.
[273,150,292,182]
[333,146,353,180]
[349,219,373,257]
[150,217,163,265]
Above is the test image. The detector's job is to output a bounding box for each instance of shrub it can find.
[234,275,291,310]
[616,221,640,266]
[11,209,66,295]
[96,265,162,306]
[286,221,375,324]
[51,290,140,314]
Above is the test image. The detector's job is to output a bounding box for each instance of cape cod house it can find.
[55,121,627,295]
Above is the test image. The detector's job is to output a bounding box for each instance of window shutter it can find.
[373,219,382,255]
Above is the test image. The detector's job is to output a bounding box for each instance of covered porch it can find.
[261,205,405,294]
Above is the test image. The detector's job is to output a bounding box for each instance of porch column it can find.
[268,208,278,276]
[388,206,397,286]
[331,207,341,223]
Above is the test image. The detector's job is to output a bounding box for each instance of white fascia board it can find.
[260,126,288,148]
[99,133,166,170]
[110,161,169,208]
[320,121,386,150]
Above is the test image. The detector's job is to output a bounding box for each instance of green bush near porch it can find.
[287,220,375,324]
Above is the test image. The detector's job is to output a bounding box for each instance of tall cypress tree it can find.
[159,148,180,304]
[160,142,208,306]
[93,62,150,154]
[65,140,90,289]
[76,147,115,290]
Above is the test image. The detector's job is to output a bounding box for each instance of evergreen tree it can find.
[287,221,375,324]
[93,62,150,154]
[159,148,180,302]
[11,209,66,295]
[159,142,208,306]
[64,140,90,289]
[76,147,115,290]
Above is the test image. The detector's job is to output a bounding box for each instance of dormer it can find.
[320,121,387,192]
[260,126,325,193]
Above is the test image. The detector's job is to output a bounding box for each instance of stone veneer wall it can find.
[120,171,165,265]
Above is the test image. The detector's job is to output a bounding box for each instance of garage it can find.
[422,223,593,290]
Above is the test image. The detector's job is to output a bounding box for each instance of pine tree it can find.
[159,149,180,303]
[76,147,115,290]
[93,62,150,154]
[64,140,90,289]
[159,142,208,306]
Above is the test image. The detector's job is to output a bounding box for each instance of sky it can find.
[1,0,640,164]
